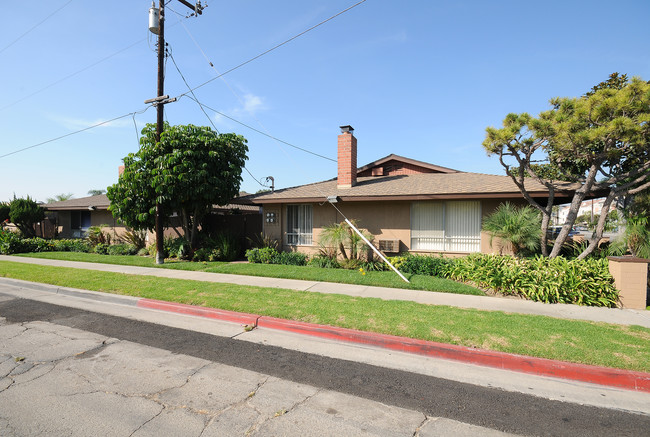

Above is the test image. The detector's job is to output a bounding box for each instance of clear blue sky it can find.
[1,0,649,203]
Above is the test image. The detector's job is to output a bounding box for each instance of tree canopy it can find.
[107,123,248,246]
[8,196,45,237]
[45,193,73,203]
[483,74,650,258]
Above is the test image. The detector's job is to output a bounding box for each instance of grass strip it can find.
[14,252,483,295]
[1,260,649,372]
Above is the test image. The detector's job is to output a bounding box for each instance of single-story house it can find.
[43,194,261,242]
[234,125,582,256]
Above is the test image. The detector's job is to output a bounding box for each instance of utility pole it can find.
[154,0,166,265]
[147,0,203,265]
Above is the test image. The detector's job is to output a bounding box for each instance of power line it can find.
[184,96,336,163]
[0,16,192,113]
[168,49,219,134]
[175,0,367,99]
[0,38,144,112]
[0,109,149,159]
[169,51,269,187]
[0,0,74,55]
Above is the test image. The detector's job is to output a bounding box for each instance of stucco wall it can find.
[262,198,529,256]
[54,210,127,240]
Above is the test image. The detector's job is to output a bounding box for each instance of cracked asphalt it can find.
[1,289,649,436]
[0,314,509,437]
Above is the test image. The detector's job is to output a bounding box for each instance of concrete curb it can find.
[135,297,650,393]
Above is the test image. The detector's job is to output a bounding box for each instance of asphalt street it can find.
[1,288,649,436]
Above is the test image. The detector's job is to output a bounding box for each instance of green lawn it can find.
[13,252,483,295]
[1,259,649,372]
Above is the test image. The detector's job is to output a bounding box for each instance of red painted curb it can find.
[256,316,650,393]
[135,298,650,393]
[137,299,259,326]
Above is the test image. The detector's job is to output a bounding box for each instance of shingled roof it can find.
[44,194,110,211]
[43,194,260,213]
[239,172,578,205]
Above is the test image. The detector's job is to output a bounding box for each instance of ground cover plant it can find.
[0,260,648,372]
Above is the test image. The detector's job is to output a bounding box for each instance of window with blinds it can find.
[411,201,481,252]
[286,204,313,245]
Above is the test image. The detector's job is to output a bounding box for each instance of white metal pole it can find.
[344,219,410,283]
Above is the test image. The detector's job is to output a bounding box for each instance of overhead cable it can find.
[184,96,336,163]
[175,0,367,99]
[0,109,149,159]
[0,0,74,55]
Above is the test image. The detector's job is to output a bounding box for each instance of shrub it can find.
[51,239,91,253]
[107,243,138,256]
[399,254,453,277]
[0,231,54,254]
[8,196,45,237]
[360,260,387,271]
[482,202,541,256]
[192,247,223,262]
[121,228,147,250]
[245,247,279,264]
[0,202,10,224]
[21,238,54,253]
[308,255,341,269]
[276,251,308,266]
[447,254,619,307]
[94,243,110,255]
[0,229,25,254]
[86,225,112,247]
[210,232,240,261]
[247,232,279,250]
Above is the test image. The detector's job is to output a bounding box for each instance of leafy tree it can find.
[45,193,73,203]
[482,202,541,256]
[107,123,248,247]
[87,189,106,196]
[483,74,650,259]
[8,196,45,237]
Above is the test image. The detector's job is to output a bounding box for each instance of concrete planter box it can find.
[607,256,650,310]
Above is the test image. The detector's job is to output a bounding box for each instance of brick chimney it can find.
[337,125,357,188]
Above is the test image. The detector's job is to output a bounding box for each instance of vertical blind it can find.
[411,201,481,252]
[286,204,313,245]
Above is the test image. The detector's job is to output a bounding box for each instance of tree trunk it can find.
[181,208,190,242]
[338,243,348,260]
[577,191,616,260]
[549,163,600,258]
[190,207,200,248]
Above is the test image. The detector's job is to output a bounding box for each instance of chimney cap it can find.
[339,125,354,134]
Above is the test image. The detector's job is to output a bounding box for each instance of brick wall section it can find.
[358,160,438,177]
[337,131,357,188]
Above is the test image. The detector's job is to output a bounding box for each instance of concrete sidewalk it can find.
[1,254,649,327]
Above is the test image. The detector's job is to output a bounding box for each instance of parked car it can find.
[547,226,580,240]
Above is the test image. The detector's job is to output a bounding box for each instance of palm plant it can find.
[482,202,542,256]
[609,217,650,259]
[318,220,374,261]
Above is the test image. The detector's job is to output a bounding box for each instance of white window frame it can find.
[286,204,313,246]
[410,201,481,252]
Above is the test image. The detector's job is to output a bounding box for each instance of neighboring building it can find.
[43,194,261,242]
[555,198,612,226]
[235,125,583,256]
[44,194,115,239]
